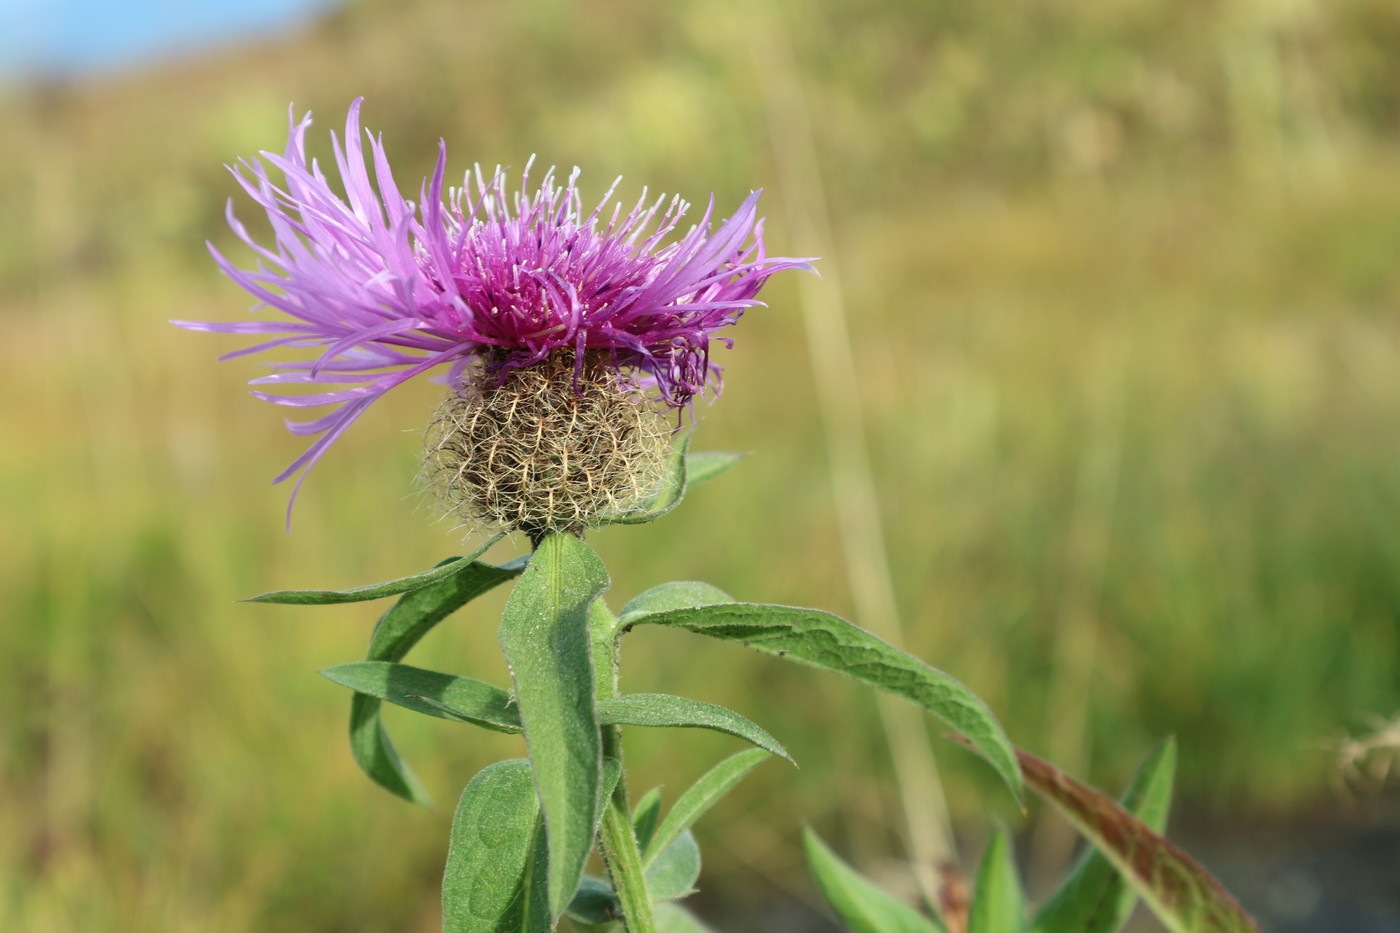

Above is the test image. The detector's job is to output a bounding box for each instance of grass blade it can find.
[1031,738,1178,933]
[967,827,1025,933]
[804,828,947,933]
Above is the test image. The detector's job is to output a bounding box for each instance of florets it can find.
[177,98,811,521]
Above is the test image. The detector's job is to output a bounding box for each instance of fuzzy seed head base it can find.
[424,352,671,540]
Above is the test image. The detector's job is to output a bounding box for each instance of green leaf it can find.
[499,532,610,921]
[645,830,702,902]
[246,535,507,604]
[642,747,772,869]
[803,828,947,933]
[597,693,793,763]
[1031,739,1177,933]
[441,759,550,933]
[349,556,526,805]
[632,788,663,855]
[321,661,521,732]
[619,582,735,620]
[968,827,1025,933]
[653,903,719,933]
[565,876,620,927]
[1011,746,1261,933]
[622,601,1022,803]
[683,451,746,489]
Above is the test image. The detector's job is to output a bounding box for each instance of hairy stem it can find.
[589,600,655,933]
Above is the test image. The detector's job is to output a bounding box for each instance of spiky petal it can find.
[176,99,812,510]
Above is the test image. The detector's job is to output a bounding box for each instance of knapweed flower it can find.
[179,99,811,532]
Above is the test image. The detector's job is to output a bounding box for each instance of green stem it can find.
[589,600,656,933]
[600,798,654,933]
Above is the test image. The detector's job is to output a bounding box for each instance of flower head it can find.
[178,99,811,513]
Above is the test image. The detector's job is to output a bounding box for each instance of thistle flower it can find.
[178,99,811,528]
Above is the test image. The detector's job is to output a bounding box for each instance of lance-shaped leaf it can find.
[597,693,793,763]
[321,662,521,733]
[246,534,507,604]
[968,827,1025,933]
[622,601,1022,802]
[643,747,772,869]
[323,667,791,766]
[442,759,550,933]
[683,450,746,489]
[1003,746,1261,933]
[620,582,735,619]
[499,532,610,920]
[347,555,527,804]
[632,787,664,854]
[1030,739,1177,933]
[804,828,947,933]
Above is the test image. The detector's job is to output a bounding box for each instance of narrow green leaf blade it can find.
[442,759,550,933]
[1031,738,1177,933]
[645,830,702,902]
[349,556,526,804]
[642,747,772,869]
[632,787,663,854]
[623,602,1022,802]
[247,535,506,604]
[1014,747,1261,933]
[683,451,745,489]
[598,693,793,763]
[967,827,1025,933]
[804,828,947,933]
[321,662,521,733]
[499,532,610,920]
[366,557,529,662]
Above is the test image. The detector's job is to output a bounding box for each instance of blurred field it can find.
[4,0,1400,929]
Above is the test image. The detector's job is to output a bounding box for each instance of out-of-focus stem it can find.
[752,9,958,895]
[590,600,655,933]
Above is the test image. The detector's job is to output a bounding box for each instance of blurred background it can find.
[3,0,1399,930]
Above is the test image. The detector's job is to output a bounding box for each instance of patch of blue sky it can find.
[0,0,339,79]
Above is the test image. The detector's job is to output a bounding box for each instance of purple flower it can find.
[177,99,811,507]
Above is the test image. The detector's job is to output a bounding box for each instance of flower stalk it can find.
[588,596,656,933]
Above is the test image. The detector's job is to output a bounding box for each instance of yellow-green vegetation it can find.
[4,0,1400,929]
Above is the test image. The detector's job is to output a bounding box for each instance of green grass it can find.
[4,0,1400,928]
